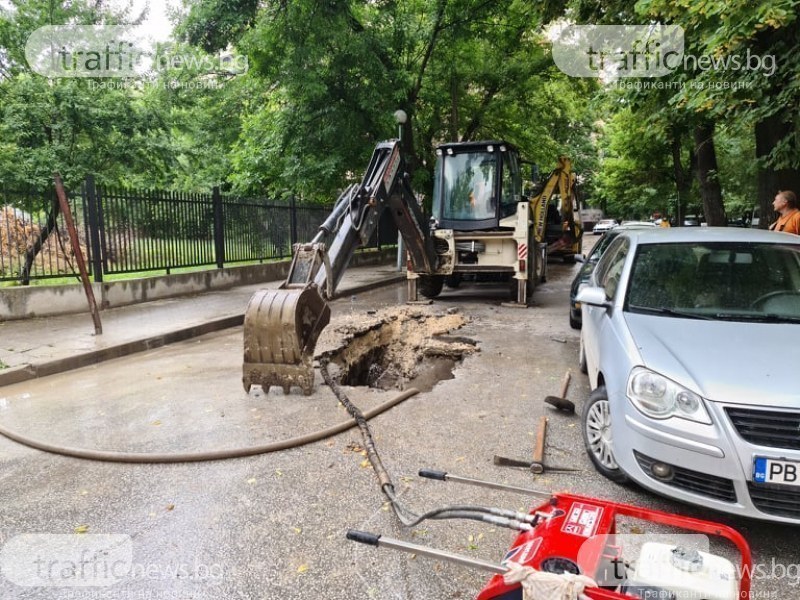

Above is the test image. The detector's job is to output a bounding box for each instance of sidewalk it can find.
[0,265,405,387]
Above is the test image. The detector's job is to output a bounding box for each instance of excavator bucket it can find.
[242,286,331,395]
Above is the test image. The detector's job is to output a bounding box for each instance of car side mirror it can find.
[576,286,612,309]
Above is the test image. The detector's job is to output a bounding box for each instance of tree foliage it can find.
[0,0,796,225]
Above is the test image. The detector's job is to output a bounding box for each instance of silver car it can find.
[577,227,800,522]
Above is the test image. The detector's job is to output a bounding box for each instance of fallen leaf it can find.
[247,478,257,484]
[293,527,302,534]
[360,459,370,468]
[275,470,283,477]
[166,504,175,511]
[151,420,162,426]
[412,529,429,537]
[297,564,309,574]
[455,456,466,462]
[74,525,89,534]
[80,490,88,496]
[346,442,364,453]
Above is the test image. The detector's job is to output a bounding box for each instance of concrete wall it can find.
[0,248,396,321]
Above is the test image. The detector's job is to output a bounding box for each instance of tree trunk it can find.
[694,121,726,226]
[755,112,800,228]
[449,73,459,142]
[670,128,693,226]
[20,192,61,285]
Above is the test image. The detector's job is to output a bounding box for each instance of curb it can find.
[0,274,406,388]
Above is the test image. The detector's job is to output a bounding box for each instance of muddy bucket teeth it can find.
[243,287,331,395]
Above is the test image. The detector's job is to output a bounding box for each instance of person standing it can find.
[769,190,800,234]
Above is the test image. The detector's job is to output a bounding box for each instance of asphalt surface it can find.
[0,258,796,600]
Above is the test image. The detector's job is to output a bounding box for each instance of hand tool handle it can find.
[346,530,382,546]
[418,468,447,481]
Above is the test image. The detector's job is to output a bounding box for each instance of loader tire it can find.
[418,275,444,299]
[445,274,462,289]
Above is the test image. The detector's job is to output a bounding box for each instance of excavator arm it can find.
[530,156,581,255]
[243,140,436,395]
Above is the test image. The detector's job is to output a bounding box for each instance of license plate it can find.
[753,457,800,486]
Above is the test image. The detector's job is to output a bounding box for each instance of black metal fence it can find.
[0,177,398,283]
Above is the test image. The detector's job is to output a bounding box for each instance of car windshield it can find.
[626,242,800,321]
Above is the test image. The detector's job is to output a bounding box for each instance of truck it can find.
[242,139,580,394]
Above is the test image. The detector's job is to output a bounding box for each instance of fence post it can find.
[290,193,298,248]
[84,175,104,283]
[212,186,225,268]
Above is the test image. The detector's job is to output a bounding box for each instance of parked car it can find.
[577,227,800,523]
[620,221,657,228]
[569,222,657,329]
[592,219,619,235]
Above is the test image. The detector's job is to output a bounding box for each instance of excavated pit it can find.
[319,307,478,392]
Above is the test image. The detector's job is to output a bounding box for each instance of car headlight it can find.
[626,367,711,424]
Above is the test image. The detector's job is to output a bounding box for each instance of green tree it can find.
[180,0,598,201]
[637,0,800,225]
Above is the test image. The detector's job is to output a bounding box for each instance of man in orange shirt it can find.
[769,190,800,234]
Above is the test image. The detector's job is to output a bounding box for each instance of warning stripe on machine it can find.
[518,243,528,260]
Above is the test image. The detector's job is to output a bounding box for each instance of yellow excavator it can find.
[530,156,583,267]
[242,140,580,394]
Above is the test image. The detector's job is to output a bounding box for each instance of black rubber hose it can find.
[0,387,420,463]
[319,359,527,531]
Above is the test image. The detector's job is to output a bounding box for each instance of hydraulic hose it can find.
[319,359,533,532]
[0,387,419,464]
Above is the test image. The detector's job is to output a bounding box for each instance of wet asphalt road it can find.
[0,255,796,600]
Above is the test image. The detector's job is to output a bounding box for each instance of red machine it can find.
[348,471,752,600]
[477,492,751,600]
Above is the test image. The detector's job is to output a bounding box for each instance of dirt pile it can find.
[0,206,88,276]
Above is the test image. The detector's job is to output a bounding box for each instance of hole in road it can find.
[324,308,478,392]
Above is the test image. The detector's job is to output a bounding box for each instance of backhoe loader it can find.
[242,139,575,394]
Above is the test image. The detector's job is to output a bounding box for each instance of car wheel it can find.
[578,336,587,374]
[570,312,581,330]
[582,386,628,483]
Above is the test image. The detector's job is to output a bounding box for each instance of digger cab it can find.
[432,141,523,231]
